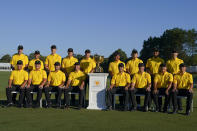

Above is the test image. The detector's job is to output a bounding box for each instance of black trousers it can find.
[6,85,25,105]
[129,88,150,108]
[44,86,62,105]
[153,88,171,111]
[26,85,43,105]
[106,86,126,107]
[172,89,193,112]
[64,86,85,106]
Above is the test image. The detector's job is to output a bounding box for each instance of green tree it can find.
[0,54,11,63]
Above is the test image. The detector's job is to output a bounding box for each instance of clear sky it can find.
[0,0,196,58]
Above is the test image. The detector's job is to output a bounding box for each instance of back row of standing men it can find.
[6,45,193,115]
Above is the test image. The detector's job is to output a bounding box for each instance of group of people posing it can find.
[5,45,194,115]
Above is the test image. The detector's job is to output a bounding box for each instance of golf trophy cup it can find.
[93,54,104,73]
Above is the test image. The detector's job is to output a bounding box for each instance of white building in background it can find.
[0,63,11,71]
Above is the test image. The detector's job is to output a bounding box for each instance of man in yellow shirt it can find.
[28,50,44,71]
[126,49,143,77]
[108,52,126,77]
[64,62,86,109]
[10,45,29,70]
[172,63,193,115]
[44,62,66,108]
[166,49,184,110]
[62,48,78,105]
[26,61,47,108]
[130,63,151,112]
[146,48,164,108]
[45,45,62,73]
[62,48,78,77]
[153,64,173,112]
[108,52,126,105]
[106,63,131,111]
[6,60,28,107]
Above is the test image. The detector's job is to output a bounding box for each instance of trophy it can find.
[93,54,104,73]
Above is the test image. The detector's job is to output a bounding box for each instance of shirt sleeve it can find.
[108,63,112,72]
[61,59,65,68]
[48,73,51,82]
[9,71,14,80]
[154,74,159,83]
[125,61,130,70]
[29,71,33,79]
[169,73,173,82]
[173,75,178,84]
[62,73,66,82]
[68,73,73,80]
[147,73,151,84]
[24,72,28,81]
[188,74,193,84]
[45,56,49,65]
[131,74,137,84]
[146,59,150,68]
[58,56,62,64]
[43,71,47,79]
[123,62,126,71]
[92,60,96,69]
[111,75,116,85]
[126,74,131,84]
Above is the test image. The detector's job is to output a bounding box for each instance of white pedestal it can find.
[87,73,108,110]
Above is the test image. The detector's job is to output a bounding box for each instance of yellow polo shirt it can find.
[29,69,47,85]
[62,56,78,74]
[9,70,28,85]
[80,58,96,74]
[48,70,66,86]
[10,53,29,70]
[166,58,184,75]
[111,72,131,87]
[68,70,86,86]
[108,60,126,76]
[146,57,164,75]
[132,72,151,88]
[154,72,173,88]
[45,54,62,72]
[126,58,143,75]
[173,72,193,90]
[28,59,44,71]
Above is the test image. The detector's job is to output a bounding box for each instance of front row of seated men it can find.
[106,63,193,115]
[6,60,85,109]
[6,60,193,115]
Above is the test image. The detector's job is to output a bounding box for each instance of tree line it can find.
[1,28,197,73]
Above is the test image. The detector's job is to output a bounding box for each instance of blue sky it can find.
[0,0,197,58]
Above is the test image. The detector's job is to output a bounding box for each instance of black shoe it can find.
[18,104,23,108]
[107,106,112,111]
[186,110,190,116]
[6,102,13,107]
[178,107,183,111]
[172,109,178,114]
[144,106,148,112]
[64,104,69,109]
[78,105,82,110]
[130,107,137,112]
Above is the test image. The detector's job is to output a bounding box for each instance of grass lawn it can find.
[0,71,197,131]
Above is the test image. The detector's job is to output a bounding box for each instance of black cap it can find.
[172,49,178,53]
[51,45,57,49]
[114,52,120,56]
[132,49,138,54]
[74,62,80,66]
[18,45,23,50]
[68,48,73,52]
[54,62,60,66]
[118,63,124,68]
[138,63,145,67]
[17,60,23,65]
[85,49,91,53]
[179,63,186,68]
[35,60,41,65]
[153,48,159,52]
[160,63,166,67]
[34,50,40,54]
